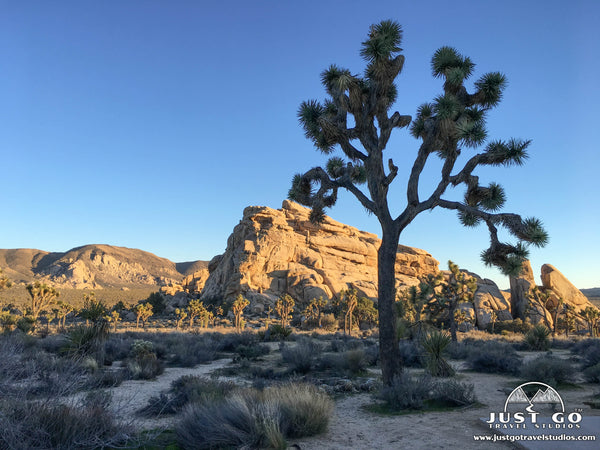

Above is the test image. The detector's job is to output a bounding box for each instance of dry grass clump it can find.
[175,383,333,450]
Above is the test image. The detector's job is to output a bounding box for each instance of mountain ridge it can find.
[0,244,208,289]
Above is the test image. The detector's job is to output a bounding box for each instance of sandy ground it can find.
[107,357,233,430]
[102,349,600,449]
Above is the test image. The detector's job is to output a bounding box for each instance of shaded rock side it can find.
[199,200,439,306]
[541,264,597,313]
[472,276,512,329]
[509,260,536,320]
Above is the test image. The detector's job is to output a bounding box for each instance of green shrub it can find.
[263,324,292,341]
[320,313,338,332]
[234,343,270,360]
[145,292,166,314]
[422,331,454,377]
[487,318,532,334]
[520,355,576,386]
[524,324,552,351]
[466,341,522,375]
[16,316,35,334]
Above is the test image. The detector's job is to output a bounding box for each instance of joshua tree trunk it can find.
[449,304,458,342]
[378,223,402,386]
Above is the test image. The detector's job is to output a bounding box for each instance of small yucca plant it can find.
[524,324,551,351]
[422,330,455,377]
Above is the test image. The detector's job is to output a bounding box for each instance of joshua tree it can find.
[581,306,600,337]
[562,304,577,337]
[339,288,359,335]
[232,294,250,331]
[304,296,328,328]
[0,268,12,290]
[289,21,548,384]
[186,299,206,328]
[275,294,295,328]
[425,261,477,342]
[26,281,59,321]
[135,303,153,329]
[175,307,187,330]
[56,300,74,329]
[105,310,121,333]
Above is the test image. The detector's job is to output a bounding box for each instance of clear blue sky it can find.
[1,0,598,289]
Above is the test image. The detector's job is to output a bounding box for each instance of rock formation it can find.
[541,264,597,313]
[471,276,512,329]
[199,200,440,308]
[509,260,536,320]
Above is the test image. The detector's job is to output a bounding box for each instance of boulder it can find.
[199,200,439,307]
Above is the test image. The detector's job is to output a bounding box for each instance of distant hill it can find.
[581,288,600,308]
[0,245,209,289]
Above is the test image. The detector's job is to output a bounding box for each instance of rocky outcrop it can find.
[509,260,536,320]
[541,264,597,313]
[199,200,439,307]
[472,276,512,329]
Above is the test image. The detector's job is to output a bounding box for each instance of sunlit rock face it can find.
[199,200,439,307]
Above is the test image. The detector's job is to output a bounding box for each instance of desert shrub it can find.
[281,338,320,374]
[269,383,333,438]
[175,383,332,450]
[62,321,110,363]
[234,343,270,360]
[155,333,223,367]
[262,324,292,341]
[320,313,338,332]
[572,339,600,369]
[433,379,477,406]
[142,375,237,416]
[316,348,369,376]
[398,340,423,367]
[466,341,521,375]
[0,397,129,449]
[524,324,552,351]
[328,336,363,353]
[123,339,163,380]
[16,316,36,333]
[520,355,576,386]
[446,340,474,360]
[422,331,454,377]
[376,373,434,410]
[583,363,600,383]
[145,292,166,315]
[487,318,532,334]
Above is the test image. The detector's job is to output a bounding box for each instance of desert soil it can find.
[104,350,600,449]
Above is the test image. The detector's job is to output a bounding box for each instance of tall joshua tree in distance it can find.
[289,20,548,385]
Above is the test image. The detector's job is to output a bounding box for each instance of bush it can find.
[175,383,332,450]
[376,373,434,410]
[320,313,338,332]
[398,340,423,367]
[142,375,237,416]
[487,318,532,334]
[466,341,522,375]
[0,397,128,449]
[524,324,552,351]
[145,292,166,315]
[520,355,576,386]
[234,343,270,360]
[123,340,163,380]
[262,324,292,341]
[572,339,600,369]
[433,379,477,407]
[281,339,320,374]
[584,363,600,383]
